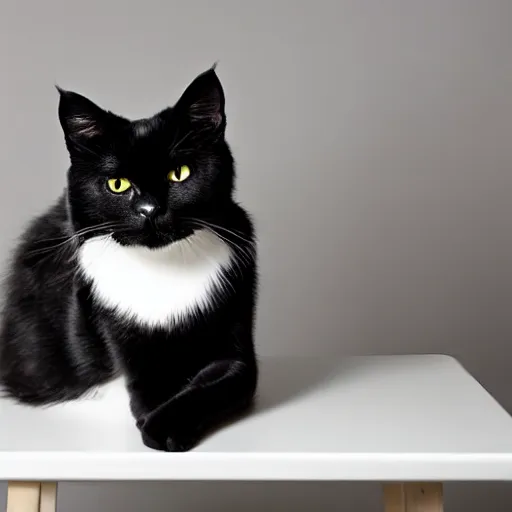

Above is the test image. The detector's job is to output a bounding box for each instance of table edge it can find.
[3,452,512,481]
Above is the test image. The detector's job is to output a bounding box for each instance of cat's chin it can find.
[112,229,193,250]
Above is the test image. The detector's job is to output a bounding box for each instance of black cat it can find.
[0,68,258,452]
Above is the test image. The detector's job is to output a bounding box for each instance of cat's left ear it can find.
[175,67,226,133]
[57,87,110,144]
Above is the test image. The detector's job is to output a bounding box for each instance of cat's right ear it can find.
[57,87,109,147]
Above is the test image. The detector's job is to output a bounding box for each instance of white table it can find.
[2,355,512,511]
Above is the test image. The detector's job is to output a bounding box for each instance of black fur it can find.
[0,68,258,452]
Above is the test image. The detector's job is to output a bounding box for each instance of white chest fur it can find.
[78,229,233,328]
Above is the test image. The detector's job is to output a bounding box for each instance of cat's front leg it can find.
[139,358,257,452]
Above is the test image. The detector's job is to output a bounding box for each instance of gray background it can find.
[1,0,512,510]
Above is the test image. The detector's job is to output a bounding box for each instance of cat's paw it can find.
[165,435,198,453]
[141,428,198,452]
[140,413,199,452]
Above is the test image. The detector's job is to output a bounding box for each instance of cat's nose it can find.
[134,199,159,219]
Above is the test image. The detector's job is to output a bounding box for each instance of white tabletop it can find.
[1,355,512,481]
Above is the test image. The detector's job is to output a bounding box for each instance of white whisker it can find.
[186,220,255,268]
[27,222,127,259]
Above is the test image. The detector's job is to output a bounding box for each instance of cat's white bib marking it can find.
[78,229,233,328]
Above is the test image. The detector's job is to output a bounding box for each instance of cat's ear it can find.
[175,67,226,132]
[57,87,109,144]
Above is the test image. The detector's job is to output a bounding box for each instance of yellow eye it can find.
[107,178,132,193]
[168,165,191,183]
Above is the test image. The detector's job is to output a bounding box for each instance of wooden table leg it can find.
[6,482,41,512]
[383,483,444,511]
[40,483,58,512]
[6,482,58,512]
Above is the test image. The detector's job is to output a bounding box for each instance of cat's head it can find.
[58,67,235,249]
